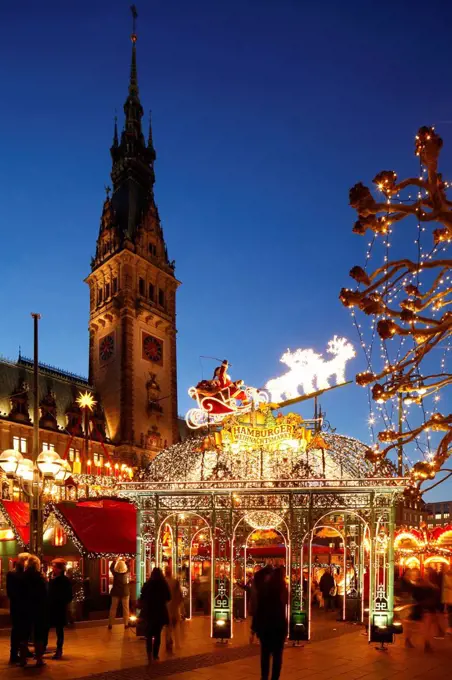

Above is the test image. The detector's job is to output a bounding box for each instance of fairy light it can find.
[342,125,452,487]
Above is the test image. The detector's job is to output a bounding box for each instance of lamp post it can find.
[0,314,70,555]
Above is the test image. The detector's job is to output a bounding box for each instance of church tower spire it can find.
[86,7,180,466]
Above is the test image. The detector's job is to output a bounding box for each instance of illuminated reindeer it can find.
[265,337,355,402]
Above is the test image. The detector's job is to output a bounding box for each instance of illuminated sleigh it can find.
[185,383,268,429]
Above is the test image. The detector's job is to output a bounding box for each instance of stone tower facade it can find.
[86,27,179,467]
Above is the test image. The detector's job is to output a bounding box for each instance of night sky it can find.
[1,0,451,500]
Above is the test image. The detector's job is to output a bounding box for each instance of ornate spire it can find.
[112,114,118,149]
[147,109,156,161]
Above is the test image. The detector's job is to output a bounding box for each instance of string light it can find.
[341,125,452,490]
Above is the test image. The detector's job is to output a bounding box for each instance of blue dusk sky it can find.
[1,0,451,500]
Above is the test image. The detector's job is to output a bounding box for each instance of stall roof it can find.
[0,500,30,545]
[51,499,136,557]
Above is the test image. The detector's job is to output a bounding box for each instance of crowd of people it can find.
[399,564,452,652]
[7,554,288,680]
[7,552,73,667]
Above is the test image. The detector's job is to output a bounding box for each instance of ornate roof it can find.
[139,430,374,485]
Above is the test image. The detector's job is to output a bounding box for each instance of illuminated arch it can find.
[437,529,452,546]
[424,556,450,568]
[394,531,424,550]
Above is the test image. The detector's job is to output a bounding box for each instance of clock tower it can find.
[86,17,179,466]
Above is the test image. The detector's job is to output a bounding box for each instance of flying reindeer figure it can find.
[265,337,355,402]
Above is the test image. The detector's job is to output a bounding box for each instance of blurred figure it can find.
[20,555,47,667]
[319,568,336,612]
[108,558,130,629]
[428,566,445,638]
[442,565,452,634]
[165,566,183,652]
[253,566,288,680]
[404,567,438,653]
[140,567,171,662]
[44,559,73,659]
[6,552,29,664]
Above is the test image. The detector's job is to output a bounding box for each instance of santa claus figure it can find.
[212,360,249,405]
[212,360,231,389]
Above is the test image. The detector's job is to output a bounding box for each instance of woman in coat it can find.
[108,558,130,629]
[140,568,171,662]
[20,555,48,667]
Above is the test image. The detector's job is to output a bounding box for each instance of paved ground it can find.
[0,614,451,680]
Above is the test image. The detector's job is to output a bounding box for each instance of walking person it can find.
[253,566,288,680]
[6,552,29,664]
[108,558,130,629]
[45,559,73,659]
[164,566,183,652]
[319,568,336,612]
[20,555,48,667]
[442,564,452,634]
[139,567,171,663]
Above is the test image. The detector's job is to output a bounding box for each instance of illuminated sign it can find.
[230,423,296,445]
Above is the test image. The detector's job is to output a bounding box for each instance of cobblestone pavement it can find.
[1,616,452,680]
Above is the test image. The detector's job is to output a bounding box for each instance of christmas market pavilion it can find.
[118,403,407,643]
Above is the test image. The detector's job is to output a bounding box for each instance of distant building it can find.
[396,497,427,529]
[425,500,452,529]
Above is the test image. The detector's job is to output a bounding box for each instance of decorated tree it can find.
[340,126,452,493]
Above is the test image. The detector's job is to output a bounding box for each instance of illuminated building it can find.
[0,14,179,502]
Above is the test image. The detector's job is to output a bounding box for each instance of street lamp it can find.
[0,447,70,555]
[0,314,69,557]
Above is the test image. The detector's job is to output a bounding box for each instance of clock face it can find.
[143,333,163,365]
[99,334,115,362]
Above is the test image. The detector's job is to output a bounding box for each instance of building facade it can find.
[0,21,179,483]
[425,500,452,528]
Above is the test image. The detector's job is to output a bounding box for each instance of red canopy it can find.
[0,500,30,545]
[54,500,136,556]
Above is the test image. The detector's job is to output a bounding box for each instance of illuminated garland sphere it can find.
[245,511,284,531]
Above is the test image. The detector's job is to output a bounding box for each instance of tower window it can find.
[98,288,103,305]
[105,283,110,299]
[149,283,155,301]
[149,242,157,256]
[158,289,165,308]
[112,277,118,294]
[139,278,145,296]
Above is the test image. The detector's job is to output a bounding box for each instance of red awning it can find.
[0,500,30,545]
[55,500,136,556]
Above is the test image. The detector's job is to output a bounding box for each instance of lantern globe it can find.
[16,458,34,482]
[54,459,71,483]
[36,450,63,478]
[0,449,23,477]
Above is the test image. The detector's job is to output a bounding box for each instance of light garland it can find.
[340,125,452,493]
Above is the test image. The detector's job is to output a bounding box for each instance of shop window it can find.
[100,558,108,594]
[13,436,27,453]
[52,525,67,547]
